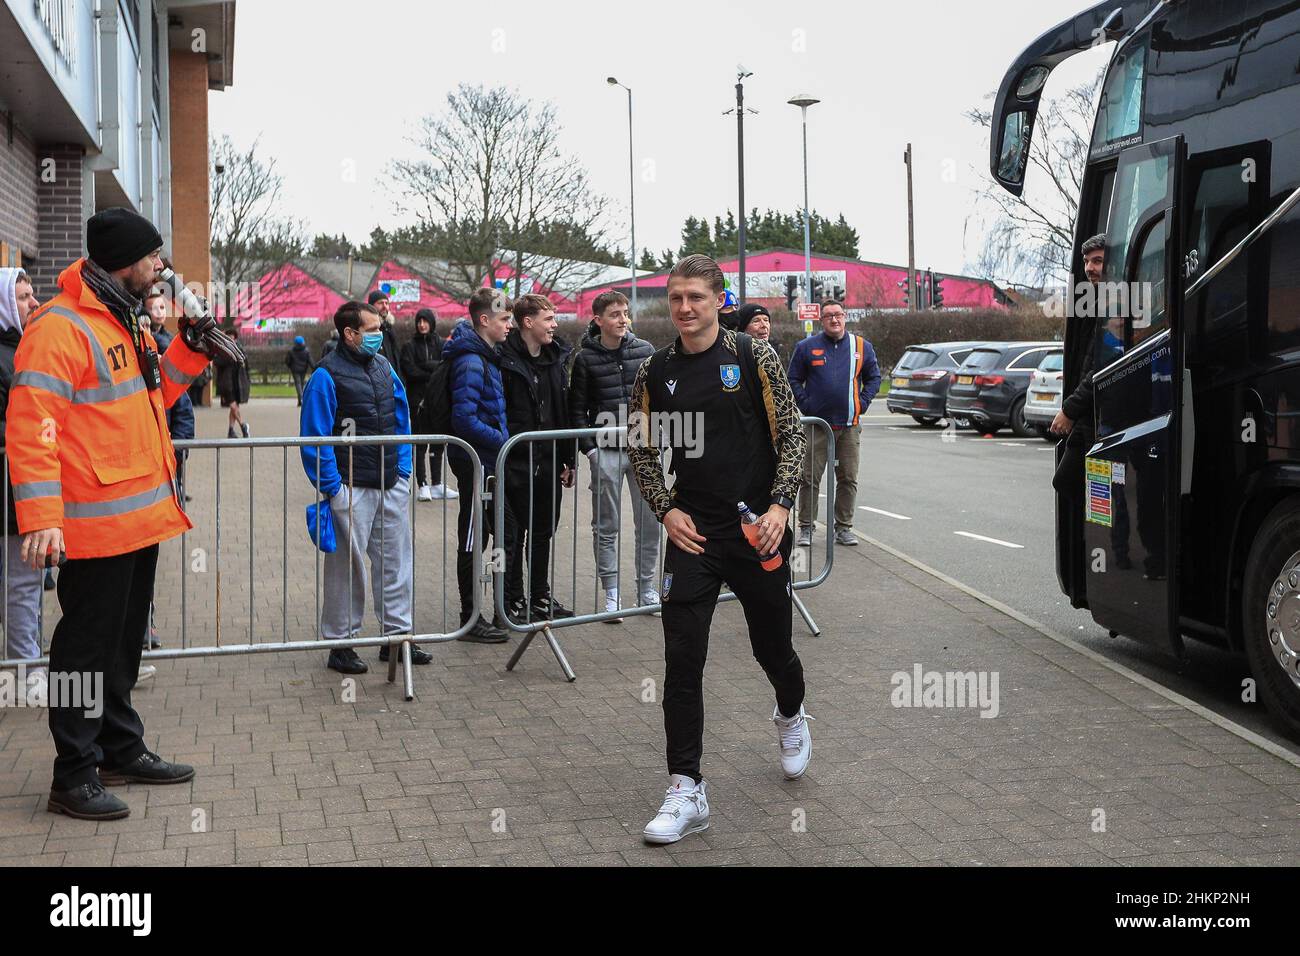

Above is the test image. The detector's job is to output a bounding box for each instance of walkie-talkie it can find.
[141,346,162,391]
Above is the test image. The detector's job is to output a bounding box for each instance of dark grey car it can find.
[944,341,1061,437]
[885,341,985,426]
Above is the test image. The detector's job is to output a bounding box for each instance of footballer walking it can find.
[628,254,811,844]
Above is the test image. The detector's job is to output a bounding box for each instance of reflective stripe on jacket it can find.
[5,258,211,558]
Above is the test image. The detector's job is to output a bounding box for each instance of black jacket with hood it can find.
[499,328,574,476]
[399,331,442,398]
[567,321,654,454]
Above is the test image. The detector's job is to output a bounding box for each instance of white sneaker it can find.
[603,589,623,624]
[25,668,48,707]
[137,664,157,684]
[643,774,709,844]
[417,484,434,501]
[640,588,661,617]
[430,483,458,500]
[773,704,813,779]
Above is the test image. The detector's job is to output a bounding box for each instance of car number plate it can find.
[957,375,974,385]
[1033,392,1055,402]
[891,377,908,388]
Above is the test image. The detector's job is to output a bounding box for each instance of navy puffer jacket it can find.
[443,320,507,473]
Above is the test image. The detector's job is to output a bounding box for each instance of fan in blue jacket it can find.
[442,318,508,476]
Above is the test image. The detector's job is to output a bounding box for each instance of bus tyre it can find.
[1242,498,1300,741]
[1009,397,1036,438]
[911,415,940,427]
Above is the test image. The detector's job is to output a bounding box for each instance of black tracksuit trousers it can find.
[661,527,804,782]
[48,545,158,789]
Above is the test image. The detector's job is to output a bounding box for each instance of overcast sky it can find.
[209,0,1113,283]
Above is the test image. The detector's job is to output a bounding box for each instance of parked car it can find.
[944,341,1061,437]
[1023,349,1064,439]
[885,341,986,427]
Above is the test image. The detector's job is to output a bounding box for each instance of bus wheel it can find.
[1242,498,1300,741]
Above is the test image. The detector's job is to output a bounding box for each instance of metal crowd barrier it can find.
[491,417,836,680]
[0,434,483,703]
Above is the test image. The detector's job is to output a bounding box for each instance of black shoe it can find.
[43,569,55,591]
[531,595,574,620]
[100,751,195,786]
[241,423,251,438]
[378,643,432,665]
[327,647,369,674]
[457,616,509,644]
[47,781,129,820]
[149,633,162,650]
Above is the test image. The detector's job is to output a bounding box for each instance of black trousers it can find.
[503,465,563,605]
[292,371,307,405]
[661,527,803,782]
[414,443,444,487]
[449,452,495,623]
[48,544,158,789]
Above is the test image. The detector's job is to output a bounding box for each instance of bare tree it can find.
[965,76,1100,286]
[209,134,306,321]
[388,84,611,300]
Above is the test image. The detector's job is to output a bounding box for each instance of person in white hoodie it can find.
[0,268,47,699]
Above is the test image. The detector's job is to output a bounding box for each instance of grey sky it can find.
[209,0,1113,283]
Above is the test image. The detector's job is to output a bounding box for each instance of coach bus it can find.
[990,0,1300,740]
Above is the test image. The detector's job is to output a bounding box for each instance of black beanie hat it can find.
[735,303,770,333]
[86,207,163,272]
[367,289,389,306]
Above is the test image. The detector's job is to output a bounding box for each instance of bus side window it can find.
[1185,161,1253,360]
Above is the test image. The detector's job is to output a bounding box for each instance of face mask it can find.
[358,330,384,356]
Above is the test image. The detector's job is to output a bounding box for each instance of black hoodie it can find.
[499,328,574,472]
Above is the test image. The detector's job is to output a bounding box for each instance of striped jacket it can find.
[5,259,210,558]
[787,331,881,427]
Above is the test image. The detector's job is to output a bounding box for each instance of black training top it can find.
[629,327,806,540]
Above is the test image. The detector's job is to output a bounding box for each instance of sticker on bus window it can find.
[1085,458,1113,527]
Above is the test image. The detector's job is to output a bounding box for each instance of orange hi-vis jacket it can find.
[5,259,210,559]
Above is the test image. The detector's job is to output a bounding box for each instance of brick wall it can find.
[28,145,86,302]
[0,124,39,262]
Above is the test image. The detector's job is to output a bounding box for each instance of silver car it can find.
[1023,349,1063,436]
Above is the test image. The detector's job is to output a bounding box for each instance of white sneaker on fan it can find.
[603,588,623,623]
[772,704,813,779]
[430,483,457,500]
[417,485,434,501]
[643,774,709,844]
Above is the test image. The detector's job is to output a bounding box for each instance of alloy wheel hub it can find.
[1264,550,1300,689]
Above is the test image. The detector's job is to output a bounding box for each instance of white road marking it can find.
[998,442,1030,447]
[954,531,1024,549]
[859,506,911,520]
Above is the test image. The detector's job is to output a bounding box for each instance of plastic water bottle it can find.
[737,501,783,571]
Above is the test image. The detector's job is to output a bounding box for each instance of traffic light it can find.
[810,275,825,303]
[786,275,798,311]
[932,275,945,309]
[897,279,909,309]
[925,269,935,310]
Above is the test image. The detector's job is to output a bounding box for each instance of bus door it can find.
[1084,135,1187,656]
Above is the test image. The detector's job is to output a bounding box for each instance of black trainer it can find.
[47,781,130,820]
[531,595,574,620]
[457,616,509,644]
[327,647,369,674]
[100,751,196,786]
[379,643,432,664]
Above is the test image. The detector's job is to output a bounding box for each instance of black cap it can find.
[367,289,389,306]
[86,207,163,272]
[735,303,770,333]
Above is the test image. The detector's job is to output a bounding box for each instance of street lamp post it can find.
[788,94,820,316]
[607,77,636,317]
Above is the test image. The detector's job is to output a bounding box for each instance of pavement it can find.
[0,399,1297,866]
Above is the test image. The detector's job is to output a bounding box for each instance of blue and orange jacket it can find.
[5,259,210,558]
[787,331,881,427]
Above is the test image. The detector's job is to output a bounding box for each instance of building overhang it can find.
[166,0,235,90]
[0,4,98,147]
